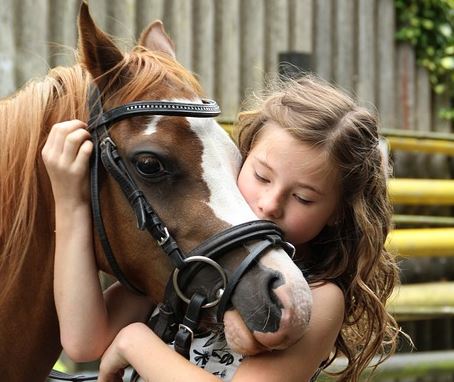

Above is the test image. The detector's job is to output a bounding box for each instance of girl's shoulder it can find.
[310,280,345,299]
[309,281,345,325]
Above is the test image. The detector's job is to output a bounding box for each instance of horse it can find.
[0,3,312,381]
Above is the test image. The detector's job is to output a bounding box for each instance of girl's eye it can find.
[134,154,166,178]
[294,194,313,205]
[254,172,270,183]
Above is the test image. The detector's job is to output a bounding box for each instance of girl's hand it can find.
[41,120,93,205]
[98,329,130,382]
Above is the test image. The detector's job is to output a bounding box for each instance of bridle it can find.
[86,84,296,357]
[49,85,295,381]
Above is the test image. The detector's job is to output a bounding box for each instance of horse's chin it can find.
[223,309,306,356]
[223,310,268,355]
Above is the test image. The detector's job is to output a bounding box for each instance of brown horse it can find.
[0,3,311,381]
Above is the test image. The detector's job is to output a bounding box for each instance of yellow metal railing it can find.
[383,128,454,156]
[388,178,454,205]
[386,228,454,257]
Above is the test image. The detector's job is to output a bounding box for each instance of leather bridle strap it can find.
[175,220,294,292]
[186,220,293,259]
[94,99,220,126]
[89,95,146,295]
[216,239,279,321]
[99,136,186,269]
[174,293,207,359]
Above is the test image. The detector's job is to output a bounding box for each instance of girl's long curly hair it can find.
[235,75,401,381]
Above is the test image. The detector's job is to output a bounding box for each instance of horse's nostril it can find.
[269,274,283,290]
[267,274,284,307]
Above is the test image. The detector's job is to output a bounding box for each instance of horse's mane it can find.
[0,46,202,301]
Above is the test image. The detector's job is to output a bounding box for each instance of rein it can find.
[49,85,294,381]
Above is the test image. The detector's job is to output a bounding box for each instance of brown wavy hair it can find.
[235,75,401,381]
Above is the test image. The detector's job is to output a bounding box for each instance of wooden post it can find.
[0,0,16,96]
[264,0,288,75]
[335,0,355,92]
[215,0,240,121]
[357,0,376,108]
[14,0,49,87]
[240,0,265,98]
[135,0,165,38]
[193,0,215,97]
[314,0,333,81]
[166,0,192,70]
[377,0,397,130]
[289,0,312,55]
[48,0,79,68]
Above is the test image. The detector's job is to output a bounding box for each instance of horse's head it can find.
[78,2,311,354]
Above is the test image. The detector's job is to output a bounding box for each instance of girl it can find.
[42,75,400,381]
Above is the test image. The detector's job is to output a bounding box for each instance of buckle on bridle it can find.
[178,324,194,342]
[100,136,116,150]
[157,227,170,246]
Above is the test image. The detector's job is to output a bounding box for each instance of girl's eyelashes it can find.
[254,171,270,183]
[294,194,313,205]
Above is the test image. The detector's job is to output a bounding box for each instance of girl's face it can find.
[238,121,341,246]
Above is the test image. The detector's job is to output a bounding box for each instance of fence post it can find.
[0,0,16,96]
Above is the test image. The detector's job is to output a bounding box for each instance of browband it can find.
[88,99,221,132]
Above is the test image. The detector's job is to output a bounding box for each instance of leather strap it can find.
[216,239,278,321]
[98,135,186,270]
[89,93,146,295]
[187,220,287,259]
[178,221,292,289]
[174,293,206,359]
[148,303,178,343]
[89,99,221,130]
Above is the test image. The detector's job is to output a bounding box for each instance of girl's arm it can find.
[98,281,345,382]
[42,120,152,362]
[234,282,345,381]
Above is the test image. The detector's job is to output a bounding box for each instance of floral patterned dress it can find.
[184,330,243,380]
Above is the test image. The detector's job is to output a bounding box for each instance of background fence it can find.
[2,0,454,380]
[1,0,452,130]
[1,0,452,180]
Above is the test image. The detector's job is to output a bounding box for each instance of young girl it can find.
[42,75,400,382]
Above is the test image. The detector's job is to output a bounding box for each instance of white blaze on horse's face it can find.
[142,98,312,354]
[186,116,258,225]
[186,115,312,353]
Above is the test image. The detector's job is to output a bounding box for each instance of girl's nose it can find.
[258,191,283,220]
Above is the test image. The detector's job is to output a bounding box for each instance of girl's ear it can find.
[138,20,176,59]
[77,1,124,89]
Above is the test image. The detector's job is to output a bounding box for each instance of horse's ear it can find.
[77,1,124,86]
[138,20,176,59]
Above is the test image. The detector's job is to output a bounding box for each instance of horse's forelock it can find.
[105,48,203,104]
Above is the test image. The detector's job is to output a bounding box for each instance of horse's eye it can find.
[134,154,166,178]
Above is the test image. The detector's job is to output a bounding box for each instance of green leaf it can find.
[440,56,454,69]
[439,24,452,38]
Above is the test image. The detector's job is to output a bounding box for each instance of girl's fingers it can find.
[73,139,94,172]
[62,128,92,165]
[50,120,87,155]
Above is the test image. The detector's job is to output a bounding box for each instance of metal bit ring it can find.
[172,256,227,309]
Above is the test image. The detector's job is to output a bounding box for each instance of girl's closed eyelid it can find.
[294,194,313,205]
[254,171,270,183]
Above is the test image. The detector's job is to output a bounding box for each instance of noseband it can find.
[87,85,295,359]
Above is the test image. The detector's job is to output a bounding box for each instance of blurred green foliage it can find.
[395,0,454,120]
